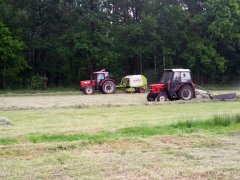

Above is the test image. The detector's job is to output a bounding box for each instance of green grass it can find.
[1,114,238,146]
[0,86,79,95]
[1,102,240,179]
[29,132,113,144]
[1,101,240,138]
[0,138,18,145]
[171,114,239,129]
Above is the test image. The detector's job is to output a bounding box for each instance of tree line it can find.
[0,0,240,89]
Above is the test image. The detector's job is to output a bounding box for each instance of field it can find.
[0,91,240,179]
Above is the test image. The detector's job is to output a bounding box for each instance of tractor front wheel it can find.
[102,81,116,94]
[178,85,194,100]
[147,93,156,101]
[84,86,95,95]
[156,93,167,102]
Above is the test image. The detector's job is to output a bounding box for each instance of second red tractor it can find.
[147,69,196,102]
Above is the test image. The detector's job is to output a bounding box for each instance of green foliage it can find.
[31,76,48,90]
[0,22,27,88]
[0,0,240,87]
[204,0,240,42]
[180,39,225,82]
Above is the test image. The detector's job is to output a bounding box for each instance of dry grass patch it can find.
[0,133,240,179]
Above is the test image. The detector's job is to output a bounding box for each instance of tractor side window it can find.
[160,71,174,83]
[181,72,191,82]
[97,73,104,83]
[173,72,181,82]
[105,73,110,78]
[93,74,97,81]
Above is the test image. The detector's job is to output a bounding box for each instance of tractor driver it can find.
[97,73,105,84]
[174,72,181,82]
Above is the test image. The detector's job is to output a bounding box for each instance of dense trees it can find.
[0,0,239,88]
[0,22,27,88]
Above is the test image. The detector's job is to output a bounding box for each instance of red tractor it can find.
[147,69,196,102]
[80,69,116,95]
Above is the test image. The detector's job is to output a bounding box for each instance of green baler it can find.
[117,75,148,93]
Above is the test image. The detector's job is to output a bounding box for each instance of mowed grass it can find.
[0,86,79,95]
[1,101,240,139]
[1,114,240,145]
[1,101,240,179]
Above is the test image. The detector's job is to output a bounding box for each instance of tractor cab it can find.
[92,70,110,87]
[160,69,192,84]
[147,69,195,102]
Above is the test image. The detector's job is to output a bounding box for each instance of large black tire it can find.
[178,85,194,100]
[156,93,167,102]
[84,86,95,95]
[102,81,116,94]
[147,93,156,101]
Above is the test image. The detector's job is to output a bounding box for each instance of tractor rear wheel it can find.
[102,81,116,94]
[84,86,95,95]
[178,85,194,100]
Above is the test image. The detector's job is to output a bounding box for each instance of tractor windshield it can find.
[93,73,106,83]
[160,71,174,83]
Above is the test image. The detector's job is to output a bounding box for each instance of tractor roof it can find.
[124,75,142,79]
[165,69,190,72]
[93,69,109,74]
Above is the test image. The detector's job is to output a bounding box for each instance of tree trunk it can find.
[139,53,143,74]
[2,66,6,89]
[89,0,97,72]
[154,55,157,76]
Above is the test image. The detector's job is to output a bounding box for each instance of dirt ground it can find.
[0,90,239,110]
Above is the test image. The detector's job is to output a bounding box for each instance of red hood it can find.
[80,80,96,88]
[81,80,91,84]
[150,83,165,88]
[149,83,165,93]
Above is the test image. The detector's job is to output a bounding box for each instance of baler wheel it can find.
[139,88,145,94]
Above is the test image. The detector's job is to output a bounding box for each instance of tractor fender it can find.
[176,83,194,91]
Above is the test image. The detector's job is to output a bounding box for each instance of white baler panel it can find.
[128,75,143,87]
